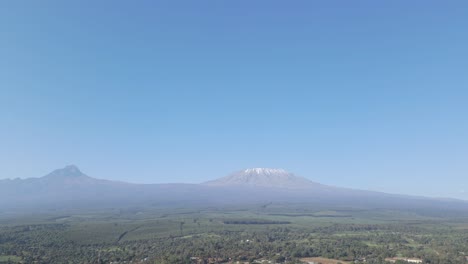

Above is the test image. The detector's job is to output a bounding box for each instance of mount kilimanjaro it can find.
[1,165,467,213]
[202,168,322,189]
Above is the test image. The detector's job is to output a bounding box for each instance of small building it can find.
[385,257,423,263]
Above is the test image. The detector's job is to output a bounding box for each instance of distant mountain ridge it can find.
[1,165,127,187]
[1,165,467,214]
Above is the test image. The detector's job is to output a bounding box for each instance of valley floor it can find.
[0,204,468,264]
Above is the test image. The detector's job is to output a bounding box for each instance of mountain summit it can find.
[202,168,320,189]
[43,165,86,179]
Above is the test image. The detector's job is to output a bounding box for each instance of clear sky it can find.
[1,1,467,199]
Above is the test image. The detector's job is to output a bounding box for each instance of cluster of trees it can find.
[0,221,467,263]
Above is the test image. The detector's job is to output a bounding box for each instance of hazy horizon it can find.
[1,1,468,200]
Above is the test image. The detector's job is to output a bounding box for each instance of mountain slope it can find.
[0,165,128,193]
[0,165,138,209]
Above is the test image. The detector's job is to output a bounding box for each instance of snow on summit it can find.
[243,168,288,175]
[203,168,320,189]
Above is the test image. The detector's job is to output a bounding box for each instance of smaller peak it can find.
[43,165,86,178]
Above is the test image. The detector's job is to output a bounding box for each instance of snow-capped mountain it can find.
[202,168,322,189]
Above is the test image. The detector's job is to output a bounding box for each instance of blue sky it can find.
[1,1,467,199]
